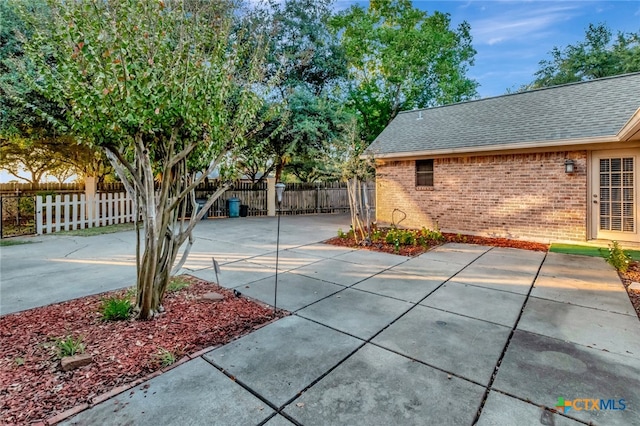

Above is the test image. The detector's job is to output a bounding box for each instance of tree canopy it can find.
[531,23,640,89]
[16,0,271,318]
[330,0,478,144]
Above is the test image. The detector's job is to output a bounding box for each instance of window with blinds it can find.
[599,157,635,232]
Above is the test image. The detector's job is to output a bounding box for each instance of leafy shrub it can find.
[54,335,85,358]
[337,228,348,239]
[99,297,132,321]
[154,348,176,368]
[606,241,631,272]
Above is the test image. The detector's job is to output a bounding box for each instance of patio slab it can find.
[296,288,413,340]
[283,344,484,426]
[240,272,343,312]
[538,253,619,284]
[372,305,511,385]
[60,358,273,426]
[531,274,636,316]
[416,243,490,265]
[390,258,466,281]
[352,270,444,303]
[477,391,583,426]
[190,260,276,288]
[493,330,640,426]
[471,248,545,274]
[289,258,388,287]
[287,243,355,259]
[421,281,526,327]
[263,415,296,426]
[203,316,362,408]
[451,265,536,295]
[333,249,409,268]
[518,297,640,359]
[245,249,325,273]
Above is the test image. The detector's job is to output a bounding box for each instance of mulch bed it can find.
[324,231,548,257]
[620,262,640,320]
[0,276,283,425]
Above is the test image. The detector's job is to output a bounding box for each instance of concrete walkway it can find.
[49,230,639,425]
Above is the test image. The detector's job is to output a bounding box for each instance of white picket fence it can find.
[36,192,135,235]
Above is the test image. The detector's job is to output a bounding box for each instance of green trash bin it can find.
[228,197,240,218]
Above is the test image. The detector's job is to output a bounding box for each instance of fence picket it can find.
[30,182,374,235]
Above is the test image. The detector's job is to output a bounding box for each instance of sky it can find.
[337,0,640,98]
[2,0,639,183]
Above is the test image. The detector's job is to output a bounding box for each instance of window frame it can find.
[415,159,434,187]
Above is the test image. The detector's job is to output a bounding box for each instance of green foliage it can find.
[54,335,85,358]
[383,227,443,252]
[167,277,191,293]
[330,0,478,143]
[154,348,176,368]
[242,0,351,183]
[531,23,640,89]
[337,228,347,239]
[606,241,632,273]
[0,239,34,247]
[14,357,25,366]
[16,0,273,319]
[99,297,132,321]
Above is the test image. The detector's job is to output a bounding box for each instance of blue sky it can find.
[2,0,638,183]
[337,0,640,98]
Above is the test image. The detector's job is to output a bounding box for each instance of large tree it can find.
[330,0,478,144]
[17,0,270,319]
[531,23,640,89]
[240,0,350,183]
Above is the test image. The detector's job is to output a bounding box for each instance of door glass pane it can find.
[599,157,635,233]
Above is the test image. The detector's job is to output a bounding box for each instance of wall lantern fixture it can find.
[564,159,576,174]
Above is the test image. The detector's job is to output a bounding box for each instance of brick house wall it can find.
[375,151,587,243]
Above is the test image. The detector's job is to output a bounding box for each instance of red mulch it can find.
[620,261,640,320]
[0,276,283,425]
[324,231,548,256]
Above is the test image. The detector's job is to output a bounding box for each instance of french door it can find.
[591,149,639,242]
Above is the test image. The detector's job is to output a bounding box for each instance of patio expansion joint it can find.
[484,389,593,426]
[471,250,548,425]
[527,293,639,318]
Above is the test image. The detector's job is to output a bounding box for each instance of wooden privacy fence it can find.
[36,192,134,234]
[26,181,375,235]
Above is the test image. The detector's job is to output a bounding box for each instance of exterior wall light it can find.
[564,159,576,174]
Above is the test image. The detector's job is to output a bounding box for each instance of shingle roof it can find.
[365,72,640,158]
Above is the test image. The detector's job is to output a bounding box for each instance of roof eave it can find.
[366,135,621,160]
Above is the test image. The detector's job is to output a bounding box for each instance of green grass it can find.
[0,239,35,247]
[550,243,640,261]
[167,276,192,293]
[57,222,135,236]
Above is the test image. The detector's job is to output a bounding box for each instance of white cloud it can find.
[471,3,581,45]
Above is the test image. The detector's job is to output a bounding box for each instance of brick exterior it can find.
[375,151,588,243]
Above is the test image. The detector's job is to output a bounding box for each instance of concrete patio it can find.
[21,216,631,426]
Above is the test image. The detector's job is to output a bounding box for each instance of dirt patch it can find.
[0,276,284,424]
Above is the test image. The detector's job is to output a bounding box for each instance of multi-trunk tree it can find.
[17,0,271,319]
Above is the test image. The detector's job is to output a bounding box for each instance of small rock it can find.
[447,374,452,380]
[61,353,93,371]
[629,282,640,291]
[201,292,225,302]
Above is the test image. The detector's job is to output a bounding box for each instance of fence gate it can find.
[1,195,37,238]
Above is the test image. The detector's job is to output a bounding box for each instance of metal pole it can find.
[274,200,281,315]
